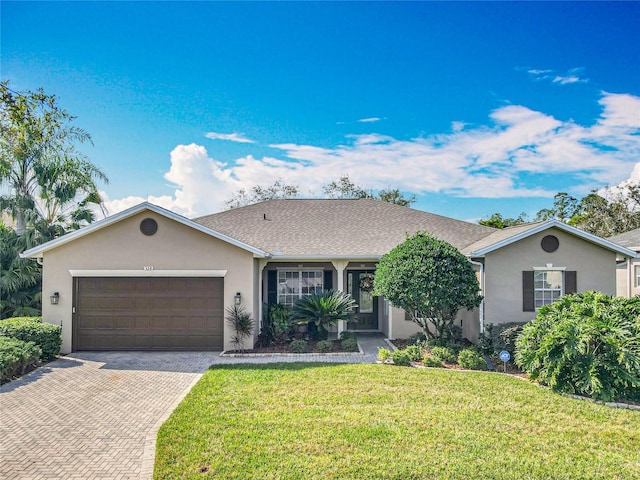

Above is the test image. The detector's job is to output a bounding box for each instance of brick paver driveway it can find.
[0,335,389,479]
[0,352,219,480]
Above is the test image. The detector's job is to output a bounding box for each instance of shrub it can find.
[516,292,640,402]
[478,322,525,355]
[430,346,457,364]
[0,336,42,383]
[290,290,356,336]
[392,349,411,366]
[316,340,333,353]
[225,306,254,352]
[266,303,292,344]
[341,337,359,352]
[290,339,307,353]
[407,332,427,346]
[339,330,357,341]
[422,355,444,368]
[377,347,392,362]
[404,345,424,362]
[458,349,486,370]
[0,317,61,361]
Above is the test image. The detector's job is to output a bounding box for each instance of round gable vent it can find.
[140,218,158,236]
[541,235,559,253]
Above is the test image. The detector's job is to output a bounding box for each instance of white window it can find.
[277,269,324,306]
[534,271,563,309]
[636,265,640,288]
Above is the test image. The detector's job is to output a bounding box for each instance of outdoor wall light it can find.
[50,292,60,305]
[234,292,242,305]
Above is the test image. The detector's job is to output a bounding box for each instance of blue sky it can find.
[2,1,640,221]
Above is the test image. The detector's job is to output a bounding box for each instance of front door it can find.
[347,270,378,330]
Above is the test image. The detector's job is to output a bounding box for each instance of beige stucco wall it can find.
[483,227,617,327]
[40,210,256,353]
[616,259,639,298]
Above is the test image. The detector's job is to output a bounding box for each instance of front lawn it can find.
[155,363,640,480]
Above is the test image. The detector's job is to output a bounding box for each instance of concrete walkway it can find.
[0,334,390,480]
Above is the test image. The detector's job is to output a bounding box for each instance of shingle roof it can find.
[193,198,496,257]
[461,222,547,255]
[608,227,640,250]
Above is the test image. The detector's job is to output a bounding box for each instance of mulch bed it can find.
[226,339,352,354]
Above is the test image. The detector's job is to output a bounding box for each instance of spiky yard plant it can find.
[289,290,356,338]
[225,305,254,352]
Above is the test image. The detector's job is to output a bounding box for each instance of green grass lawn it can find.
[155,363,640,480]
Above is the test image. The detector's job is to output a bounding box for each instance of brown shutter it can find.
[523,271,535,312]
[565,271,577,294]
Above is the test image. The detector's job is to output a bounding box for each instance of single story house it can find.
[21,198,636,353]
[608,227,640,297]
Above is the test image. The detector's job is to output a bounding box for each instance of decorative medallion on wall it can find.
[140,218,158,236]
[541,235,559,253]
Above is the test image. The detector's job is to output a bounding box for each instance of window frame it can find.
[276,268,324,307]
[533,269,564,310]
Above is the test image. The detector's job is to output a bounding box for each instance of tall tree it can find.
[0,81,108,235]
[534,192,579,222]
[224,178,299,209]
[479,212,528,229]
[322,174,416,206]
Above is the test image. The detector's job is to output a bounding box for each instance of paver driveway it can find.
[0,352,219,480]
[0,335,389,479]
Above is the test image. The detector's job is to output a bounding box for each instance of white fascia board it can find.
[69,269,227,277]
[469,220,638,258]
[20,202,268,259]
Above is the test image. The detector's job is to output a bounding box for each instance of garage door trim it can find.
[69,269,227,277]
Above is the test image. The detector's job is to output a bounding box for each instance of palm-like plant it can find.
[290,290,357,337]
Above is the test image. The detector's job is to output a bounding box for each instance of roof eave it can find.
[468,220,638,258]
[20,202,268,259]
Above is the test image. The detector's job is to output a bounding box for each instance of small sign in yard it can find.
[499,350,511,372]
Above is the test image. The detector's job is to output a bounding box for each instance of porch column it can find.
[258,259,269,329]
[331,260,349,335]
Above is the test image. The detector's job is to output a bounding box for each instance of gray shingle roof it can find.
[461,222,547,255]
[193,198,496,257]
[608,227,640,250]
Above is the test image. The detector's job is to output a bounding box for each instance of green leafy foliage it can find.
[316,340,333,353]
[430,346,457,364]
[478,323,525,355]
[377,347,392,362]
[341,337,359,352]
[225,305,254,352]
[265,303,293,345]
[457,349,486,370]
[392,349,411,366]
[422,355,444,368]
[479,212,528,229]
[290,290,356,336]
[0,316,61,361]
[407,332,427,345]
[0,336,41,383]
[515,292,640,402]
[404,345,424,362]
[290,339,307,353]
[374,232,482,340]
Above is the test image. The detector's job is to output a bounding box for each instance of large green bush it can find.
[458,349,486,370]
[515,292,640,402]
[0,336,42,383]
[0,316,61,361]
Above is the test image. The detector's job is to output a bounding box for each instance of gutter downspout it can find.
[469,259,485,334]
[628,258,633,298]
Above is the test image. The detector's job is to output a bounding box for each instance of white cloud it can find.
[526,67,588,85]
[357,117,382,123]
[204,132,255,143]
[103,91,640,217]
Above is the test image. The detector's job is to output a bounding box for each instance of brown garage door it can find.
[74,277,224,351]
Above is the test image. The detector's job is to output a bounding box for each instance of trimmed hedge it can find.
[0,336,42,384]
[0,317,62,361]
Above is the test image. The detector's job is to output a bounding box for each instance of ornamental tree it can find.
[373,232,482,340]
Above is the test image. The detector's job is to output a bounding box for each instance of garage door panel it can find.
[75,277,224,351]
